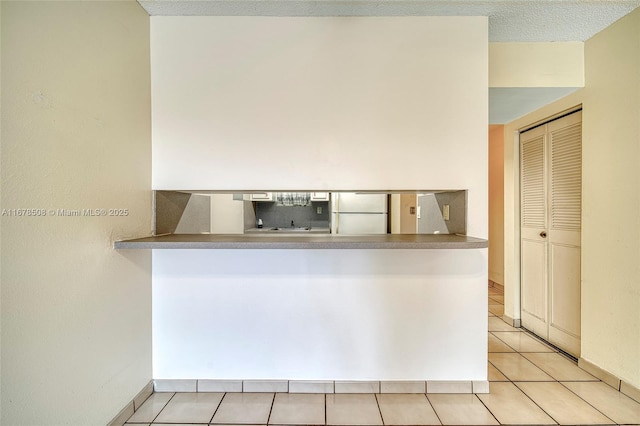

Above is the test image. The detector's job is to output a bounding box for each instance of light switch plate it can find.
[317,206,322,214]
[443,204,450,221]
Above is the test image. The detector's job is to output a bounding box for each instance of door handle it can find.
[540,231,547,238]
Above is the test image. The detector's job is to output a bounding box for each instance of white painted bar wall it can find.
[151,17,488,384]
[154,249,488,381]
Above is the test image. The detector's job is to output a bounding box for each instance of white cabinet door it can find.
[310,192,329,201]
[250,192,274,201]
[520,110,582,357]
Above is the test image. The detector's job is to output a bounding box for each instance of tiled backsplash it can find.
[255,202,330,229]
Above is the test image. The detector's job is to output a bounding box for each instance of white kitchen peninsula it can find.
[119,235,489,393]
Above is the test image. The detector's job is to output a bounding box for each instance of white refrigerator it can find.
[330,193,388,234]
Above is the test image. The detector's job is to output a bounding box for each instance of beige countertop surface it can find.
[114,233,488,249]
[245,227,331,234]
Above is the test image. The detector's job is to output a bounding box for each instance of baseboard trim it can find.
[152,379,488,394]
[107,401,133,426]
[108,380,153,426]
[578,358,640,403]
[620,380,640,404]
[488,275,504,287]
[488,280,504,292]
[502,313,521,328]
[578,358,621,390]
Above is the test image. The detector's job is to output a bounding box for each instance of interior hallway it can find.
[122,283,640,425]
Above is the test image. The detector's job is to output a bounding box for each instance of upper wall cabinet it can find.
[310,192,330,201]
[250,192,274,202]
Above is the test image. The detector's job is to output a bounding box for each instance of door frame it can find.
[513,106,583,331]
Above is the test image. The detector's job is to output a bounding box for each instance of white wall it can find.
[502,7,640,390]
[154,249,488,381]
[151,16,488,382]
[1,2,152,424]
[151,16,487,238]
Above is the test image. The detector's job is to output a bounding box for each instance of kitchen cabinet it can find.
[310,192,329,201]
[250,192,274,202]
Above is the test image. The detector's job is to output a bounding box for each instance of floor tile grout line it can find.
[509,381,562,425]
[556,380,619,425]
[494,291,587,425]
[265,391,276,425]
[373,393,385,425]
[324,393,327,426]
[472,391,501,425]
[130,284,630,426]
[423,393,444,426]
[491,340,558,355]
[489,353,556,382]
[489,330,527,353]
[208,391,226,424]
[487,296,622,425]
[519,327,566,353]
[487,284,562,426]
[148,391,176,424]
[492,312,600,380]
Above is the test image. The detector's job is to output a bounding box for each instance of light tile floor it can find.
[125,284,640,425]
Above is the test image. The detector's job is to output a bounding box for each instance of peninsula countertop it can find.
[114,233,488,250]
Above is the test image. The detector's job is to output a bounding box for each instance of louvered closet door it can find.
[520,111,582,357]
[547,111,582,356]
[520,124,549,340]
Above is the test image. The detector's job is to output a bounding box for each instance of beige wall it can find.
[503,7,640,390]
[489,125,504,285]
[0,2,3,419]
[581,8,640,389]
[1,1,152,424]
[0,1,3,419]
[489,42,584,88]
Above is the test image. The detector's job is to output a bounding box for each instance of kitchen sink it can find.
[244,226,330,235]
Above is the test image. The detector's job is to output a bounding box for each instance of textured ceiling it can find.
[138,0,640,42]
[139,1,639,123]
[489,87,580,124]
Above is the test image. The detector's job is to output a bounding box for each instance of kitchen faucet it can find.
[291,220,295,227]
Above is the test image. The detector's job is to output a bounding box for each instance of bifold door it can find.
[520,111,582,357]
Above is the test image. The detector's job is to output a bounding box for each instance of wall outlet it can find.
[443,204,450,221]
[317,206,323,214]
